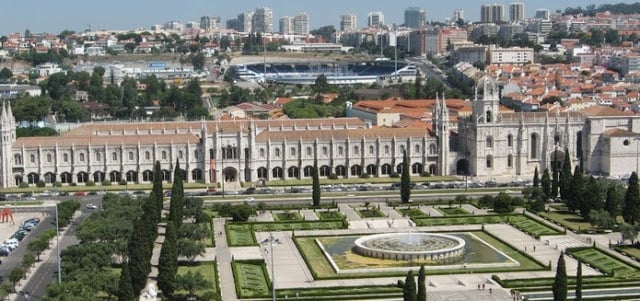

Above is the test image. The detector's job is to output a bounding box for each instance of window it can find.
[95,151,101,162]
[79,153,85,162]
[353,146,359,155]
[531,133,539,159]
[259,148,265,158]
[194,150,199,159]
[47,154,52,163]
[369,145,374,155]
[507,154,513,168]
[178,150,184,159]
[415,144,420,153]
[274,148,280,157]
[30,154,35,163]
[429,144,436,155]
[554,134,561,145]
[486,136,493,148]
[338,146,344,156]
[384,145,390,155]
[486,110,492,123]
[145,151,151,160]
[63,153,68,163]
[112,152,118,161]
[161,151,167,160]
[322,146,328,156]
[128,151,134,161]
[290,147,296,157]
[306,147,312,156]
[486,155,493,169]
[507,134,513,148]
[14,154,21,165]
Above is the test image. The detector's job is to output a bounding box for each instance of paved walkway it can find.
[213,218,239,301]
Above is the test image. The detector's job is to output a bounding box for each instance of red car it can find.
[73,191,86,196]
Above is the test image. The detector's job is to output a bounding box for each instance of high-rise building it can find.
[453,9,464,22]
[368,12,384,27]
[404,7,426,29]
[535,8,550,20]
[252,6,273,33]
[200,15,220,31]
[293,12,309,35]
[340,14,358,32]
[509,3,525,22]
[279,17,292,34]
[228,12,254,32]
[480,4,504,23]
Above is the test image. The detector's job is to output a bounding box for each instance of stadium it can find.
[231,61,417,85]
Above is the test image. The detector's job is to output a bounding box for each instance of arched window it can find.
[14,154,21,165]
[145,151,151,160]
[79,153,85,162]
[112,152,118,161]
[353,146,359,155]
[554,134,561,145]
[257,167,268,179]
[290,147,296,157]
[161,151,167,160]
[415,144,421,153]
[322,146,328,156]
[429,144,437,155]
[486,110,492,123]
[274,148,281,157]
[486,155,493,169]
[306,147,312,156]
[63,153,68,163]
[338,146,344,156]
[30,154,35,163]
[178,150,184,159]
[47,154,52,163]
[369,145,375,155]
[128,151,134,161]
[507,134,513,148]
[95,151,101,162]
[531,133,539,159]
[507,154,513,168]
[259,148,265,158]
[384,145,390,154]
[486,136,493,148]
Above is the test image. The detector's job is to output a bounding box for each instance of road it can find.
[407,56,452,89]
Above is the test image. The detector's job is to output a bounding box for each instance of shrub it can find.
[511,197,525,207]
[36,180,46,188]
[478,195,494,208]
[53,181,62,188]
[119,180,128,186]
[328,173,338,180]
[19,182,29,188]
[101,180,111,186]
[85,180,95,186]
[389,172,400,178]
[359,173,370,179]
[421,172,432,177]
[70,183,77,186]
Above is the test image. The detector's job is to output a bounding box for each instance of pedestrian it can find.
[489,288,492,294]
[482,284,485,290]
[524,246,527,251]
[478,284,481,290]
[533,246,536,252]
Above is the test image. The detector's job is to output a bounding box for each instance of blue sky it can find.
[1,0,637,34]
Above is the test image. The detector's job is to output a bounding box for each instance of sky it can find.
[1,0,638,34]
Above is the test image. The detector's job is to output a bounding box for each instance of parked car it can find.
[0,248,9,256]
[73,191,86,196]
[86,204,98,210]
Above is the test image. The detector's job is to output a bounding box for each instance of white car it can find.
[86,204,98,210]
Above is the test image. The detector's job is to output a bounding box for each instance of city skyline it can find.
[1,0,637,34]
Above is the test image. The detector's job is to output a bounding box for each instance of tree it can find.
[581,177,604,219]
[552,254,567,301]
[552,157,560,198]
[0,67,12,80]
[8,267,24,293]
[27,237,49,261]
[560,149,572,202]
[169,160,185,231]
[117,261,135,301]
[621,223,639,245]
[542,168,551,200]
[401,150,411,203]
[571,165,585,213]
[589,209,615,230]
[403,270,417,301]
[417,265,426,301]
[312,159,321,207]
[623,172,640,224]
[158,222,178,298]
[576,261,583,301]
[533,167,540,187]
[177,239,206,263]
[127,217,153,295]
[175,271,211,298]
[151,161,164,227]
[310,25,336,42]
[313,74,329,102]
[605,184,623,218]
[493,192,514,213]
[414,73,422,99]
[191,53,205,71]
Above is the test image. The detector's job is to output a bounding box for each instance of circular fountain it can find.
[354,232,466,262]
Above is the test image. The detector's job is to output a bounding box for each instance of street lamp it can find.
[261,233,281,301]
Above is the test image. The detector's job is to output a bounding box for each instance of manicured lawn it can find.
[258,175,458,187]
[617,246,640,261]
[226,224,257,246]
[412,215,507,226]
[175,261,219,299]
[357,209,386,218]
[397,207,425,217]
[539,210,593,232]
[568,248,639,277]
[317,210,344,220]
[278,285,402,299]
[273,211,303,221]
[437,207,470,216]
[507,215,562,237]
[232,260,270,298]
[226,220,346,247]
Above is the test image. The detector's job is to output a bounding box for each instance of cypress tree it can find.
[127,217,153,295]
[417,265,426,301]
[150,161,164,225]
[604,185,621,218]
[552,253,567,301]
[571,165,585,214]
[533,167,540,188]
[542,168,551,200]
[169,160,184,231]
[560,149,572,202]
[312,159,321,207]
[552,157,559,198]
[157,222,178,298]
[576,261,583,301]
[117,261,135,301]
[403,270,417,301]
[623,172,640,224]
[414,73,422,99]
[581,176,603,219]
[401,150,411,203]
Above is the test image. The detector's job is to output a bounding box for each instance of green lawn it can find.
[617,246,640,261]
[357,209,386,218]
[412,215,508,226]
[277,285,402,299]
[507,215,562,237]
[257,175,459,187]
[175,261,219,299]
[273,211,303,221]
[226,224,257,246]
[231,260,270,298]
[317,211,344,220]
[226,220,346,247]
[538,211,593,232]
[397,207,425,217]
[567,248,639,278]
[437,207,470,216]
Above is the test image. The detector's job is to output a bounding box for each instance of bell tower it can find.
[473,76,500,124]
[0,101,16,188]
